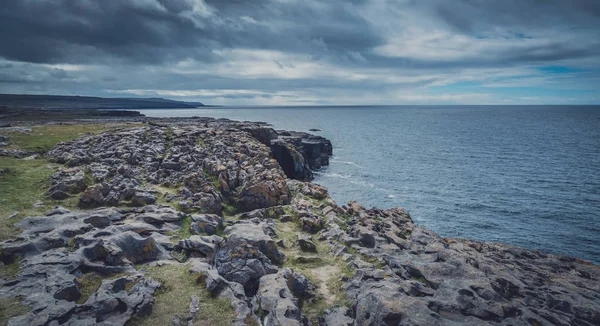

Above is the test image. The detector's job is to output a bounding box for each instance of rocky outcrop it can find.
[319,204,600,326]
[250,268,312,325]
[2,120,599,326]
[0,206,167,325]
[270,130,332,180]
[45,120,331,213]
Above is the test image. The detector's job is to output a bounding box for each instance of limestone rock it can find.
[190,214,223,235]
[297,233,317,253]
[224,221,285,264]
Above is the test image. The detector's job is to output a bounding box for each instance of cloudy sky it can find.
[1,0,599,105]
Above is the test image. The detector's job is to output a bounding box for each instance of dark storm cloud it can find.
[0,0,382,64]
[1,0,598,67]
[0,0,599,104]
[0,1,214,63]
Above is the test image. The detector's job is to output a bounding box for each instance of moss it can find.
[67,238,77,252]
[170,249,190,263]
[151,185,181,210]
[163,127,173,158]
[202,167,221,190]
[245,314,260,326]
[254,299,267,324]
[412,276,428,284]
[221,202,240,217]
[0,297,30,325]
[298,260,352,324]
[76,272,104,304]
[130,264,236,326]
[83,167,94,186]
[170,216,192,241]
[143,129,152,144]
[0,257,23,280]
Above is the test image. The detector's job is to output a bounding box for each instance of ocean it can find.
[138,106,600,264]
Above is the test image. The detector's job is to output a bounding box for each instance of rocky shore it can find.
[1,118,599,325]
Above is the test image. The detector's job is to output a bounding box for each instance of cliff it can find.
[0,119,598,325]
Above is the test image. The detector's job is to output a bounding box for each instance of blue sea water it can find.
[138,106,600,264]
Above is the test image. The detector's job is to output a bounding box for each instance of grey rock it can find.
[225,221,285,264]
[131,191,157,206]
[320,307,355,326]
[297,233,317,253]
[109,231,161,264]
[190,214,223,235]
[251,268,302,325]
[215,236,278,293]
[178,235,223,260]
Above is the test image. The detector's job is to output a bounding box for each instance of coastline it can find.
[1,117,599,325]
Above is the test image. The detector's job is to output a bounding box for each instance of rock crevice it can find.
[1,120,599,326]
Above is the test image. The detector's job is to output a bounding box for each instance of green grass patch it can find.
[197,136,206,147]
[131,264,236,326]
[221,202,240,217]
[0,257,23,280]
[4,123,135,153]
[0,157,56,241]
[163,127,173,158]
[275,220,354,323]
[0,297,30,325]
[83,167,94,186]
[151,185,181,209]
[296,260,352,324]
[168,216,192,245]
[76,272,104,304]
[143,128,152,144]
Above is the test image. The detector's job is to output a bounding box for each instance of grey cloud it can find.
[0,0,382,65]
[0,0,599,104]
[427,0,600,34]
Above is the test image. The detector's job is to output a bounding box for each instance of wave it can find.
[314,172,353,179]
[330,159,365,169]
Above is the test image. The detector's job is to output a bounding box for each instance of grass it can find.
[130,264,236,326]
[76,272,104,304]
[203,168,221,190]
[0,157,56,241]
[275,221,354,323]
[0,123,140,241]
[221,202,240,217]
[75,272,137,304]
[163,127,173,158]
[0,257,23,280]
[151,185,182,210]
[4,123,136,153]
[0,297,30,325]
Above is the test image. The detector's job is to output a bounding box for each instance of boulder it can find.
[251,268,302,325]
[109,231,160,264]
[224,222,285,264]
[320,307,355,326]
[190,214,223,235]
[297,233,317,253]
[214,237,278,294]
[79,183,110,208]
[178,235,223,260]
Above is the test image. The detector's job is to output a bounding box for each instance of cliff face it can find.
[1,119,599,326]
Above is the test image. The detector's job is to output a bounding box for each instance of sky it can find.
[1,0,599,106]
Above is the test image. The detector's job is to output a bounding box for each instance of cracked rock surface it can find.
[2,119,599,326]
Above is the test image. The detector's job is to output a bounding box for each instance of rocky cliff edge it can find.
[1,118,598,326]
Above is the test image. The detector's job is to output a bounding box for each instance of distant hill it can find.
[0,94,204,110]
